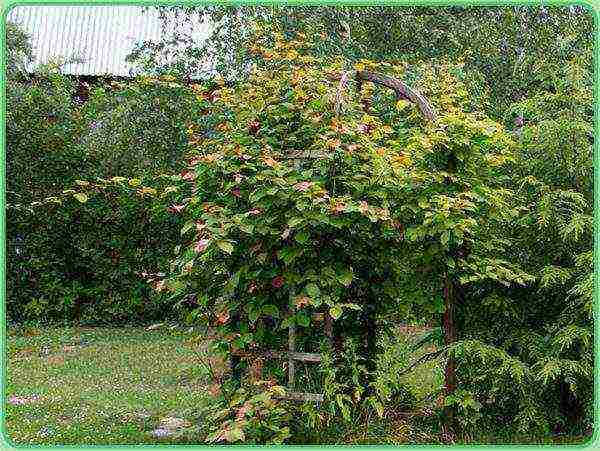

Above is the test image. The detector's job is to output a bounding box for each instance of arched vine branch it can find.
[329,70,438,122]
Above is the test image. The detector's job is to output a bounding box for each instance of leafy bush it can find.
[6,22,213,323]
[7,178,188,324]
[156,28,540,440]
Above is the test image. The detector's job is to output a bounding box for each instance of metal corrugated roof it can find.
[6,5,212,77]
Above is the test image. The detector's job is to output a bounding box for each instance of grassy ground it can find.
[4,325,591,445]
[5,326,211,445]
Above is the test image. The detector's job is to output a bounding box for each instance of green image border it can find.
[0,0,598,448]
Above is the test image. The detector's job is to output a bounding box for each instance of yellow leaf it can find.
[216,240,234,254]
[139,187,157,195]
[392,153,411,167]
[161,186,178,198]
[73,193,88,203]
[75,180,90,186]
[396,99,410,111]
[128,178,141,187]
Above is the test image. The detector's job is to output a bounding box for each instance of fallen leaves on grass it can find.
[160,417,192,430]
[47,355,65,365]
[146,323,164,331]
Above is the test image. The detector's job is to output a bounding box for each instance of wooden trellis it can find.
[231,70,436,402]
[233,310,332,402]
[284,310,334,402]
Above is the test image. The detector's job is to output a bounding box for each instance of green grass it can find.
[4,325,590,445]
[5,325,212,445]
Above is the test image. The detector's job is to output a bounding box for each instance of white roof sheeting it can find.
[6,5,213,77]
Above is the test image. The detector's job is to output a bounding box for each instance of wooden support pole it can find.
[288,316,296,390]
[442,275,456,431]
[280,392,324,403]
[230,312,242,387]
[231,350,322,363]
[355,70,437,122]
[324,311,333,348]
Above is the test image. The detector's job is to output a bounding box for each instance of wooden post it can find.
[229,310,325,403]
[288,314,296,390]
[362,302,377,374]
[230,312,242,387]
[442,144,458,436]
[442,276,456,430]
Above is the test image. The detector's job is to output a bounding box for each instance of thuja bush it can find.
[6,71,86,205]
[7,70,203,205]
[452,55,594,436]
[155,28,535,441]
[77,76,208,177]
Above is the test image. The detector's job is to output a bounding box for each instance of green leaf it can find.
[280,316,294,329]
[262,304,280,318]
[249,189,267,203]
[248,306,260,323]
[288,217,303,228]
[239,224,254,234]
[305,283,320,298]
[279,246,300,264]
[440,231,450,246]
[73,192,88,203]
[329,305,343,320]
[432,295,445,313]
[321,266,336,281]
[180,220,195,236]
[418,198,430,209]
[370,398,384,418]
[228,427,245,442]
[295,230,309,244]
[336,268,353,287]
[216,240,234,254]
[296,312,310,327]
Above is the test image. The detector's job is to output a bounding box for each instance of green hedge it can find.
[7,188,183,324]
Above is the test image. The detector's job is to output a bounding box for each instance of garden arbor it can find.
[164,31,530,429]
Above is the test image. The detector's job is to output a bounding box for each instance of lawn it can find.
[3,325,590,445]
[5,325,212,445]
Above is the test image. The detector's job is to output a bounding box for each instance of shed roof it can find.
[7,5,212,77]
